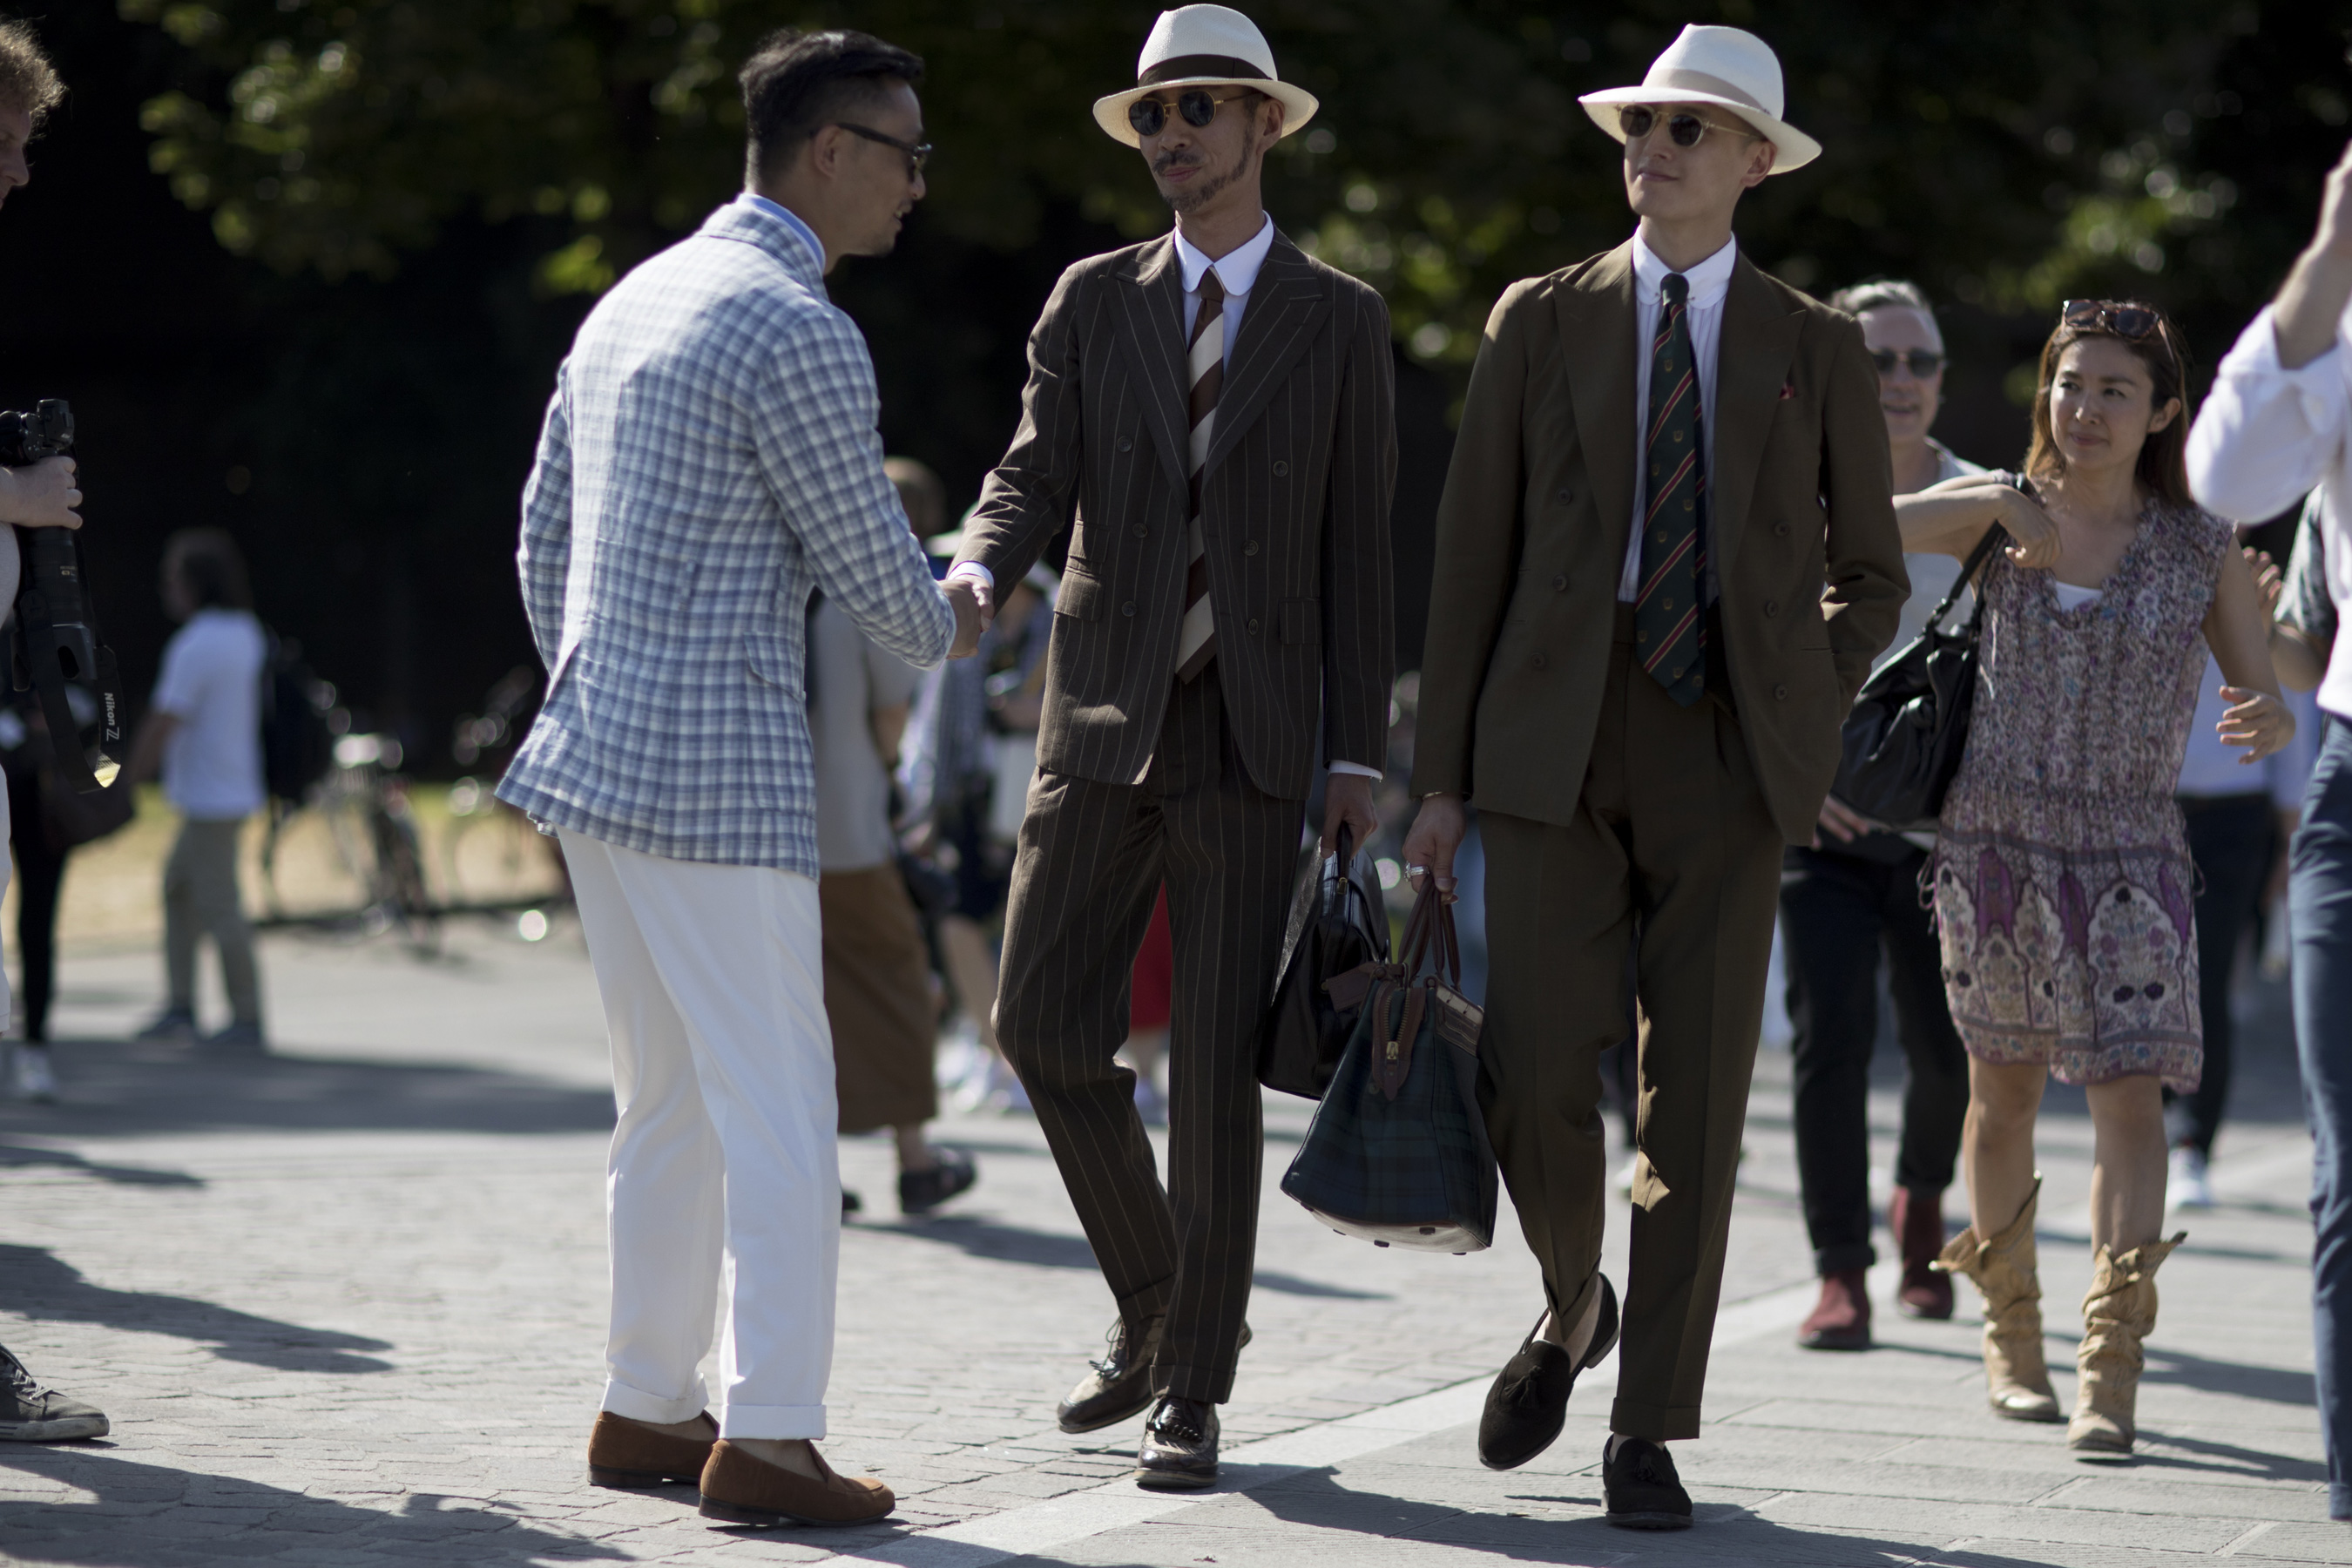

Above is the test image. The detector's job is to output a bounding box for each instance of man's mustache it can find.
[1152,152,1202,176]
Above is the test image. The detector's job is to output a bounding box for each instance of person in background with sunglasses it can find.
[945,4,1394,1490]
[1896,300,2290,1460]
[2188,141,2352,1521]
[1781,279,1984,1355]
[1403,24,1906,1529]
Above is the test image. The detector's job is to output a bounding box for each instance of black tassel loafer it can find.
[1478,1274,1621,1470]
[1603,1436,1693,1529]
[1135,1395,1220,1490]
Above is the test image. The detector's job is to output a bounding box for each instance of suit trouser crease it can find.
[562,829,839,1441]
[1780,842,1970,1275]
[1480,614,1781,1442]
[995,671,1297,1403]
[2292,720,2352,1518]
[165,816,260,1025]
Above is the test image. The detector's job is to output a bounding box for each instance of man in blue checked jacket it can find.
[497,28,983,1531]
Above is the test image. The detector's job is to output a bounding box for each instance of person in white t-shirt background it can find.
[123,529,268,1050]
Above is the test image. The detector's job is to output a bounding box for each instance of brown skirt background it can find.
[821,865,938,1133]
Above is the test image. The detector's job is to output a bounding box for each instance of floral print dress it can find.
[1930,497,2231,1092]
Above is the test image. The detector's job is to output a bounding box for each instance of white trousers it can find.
[561,829,840,1440]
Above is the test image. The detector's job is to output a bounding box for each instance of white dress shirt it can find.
[955,215,1379,781]
[1616,233,1738,602]
[2187,303,2352,720]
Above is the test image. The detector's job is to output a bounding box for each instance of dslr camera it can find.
[0,399,123,794]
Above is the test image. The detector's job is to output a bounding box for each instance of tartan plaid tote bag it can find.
[1278,878,1497,1253]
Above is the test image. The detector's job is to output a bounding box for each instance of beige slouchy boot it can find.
[1931,1178,2061,1422]
[2069,1233,2185,1459]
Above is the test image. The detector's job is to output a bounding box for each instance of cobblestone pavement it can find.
[0,918,2337,1565]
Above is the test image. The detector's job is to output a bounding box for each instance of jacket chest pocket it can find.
[1280,598,1319,646]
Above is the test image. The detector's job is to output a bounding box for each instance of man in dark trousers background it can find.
[947,3,1393,1493]
[1402,24,1906,1531]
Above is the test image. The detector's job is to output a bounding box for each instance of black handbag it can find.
[1256,822,1389,1100]
[1277,879,1497,1254]
[1828,506,2014,835]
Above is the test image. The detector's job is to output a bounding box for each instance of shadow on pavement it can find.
[2144,1344,2318,1407]
[2136,1427,2332,1483]
[0,1037,613,1139]
[0,1246,394,1374]
[870,1215,1389,1299]
[0,1144,202,1188]
[0,1450,625,1565]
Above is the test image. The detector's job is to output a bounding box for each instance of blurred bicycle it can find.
[259,727,439,952]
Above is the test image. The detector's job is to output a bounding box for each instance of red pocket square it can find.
[1778,377,1797,401]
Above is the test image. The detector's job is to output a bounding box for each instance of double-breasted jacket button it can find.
[1558,488,1575,504]
[1773,519,1790,537]
[1273,460,1289,476]
[1531,653,1548,670]
[1122,601,1137,618]
[1247,618,1260,635]
[1764,598,1779,618]
[1132,524,1148,539]
[1244,540,1260,557]
[1551,574,1569,591]
[1117,436,1134,452]
[1774,683,1789,700]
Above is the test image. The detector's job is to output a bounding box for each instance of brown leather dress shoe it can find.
[697,1439,895,1527]
[1797,1269,1872,1350]
[1889,1186,1955,1320]
[586,1410,716,1488]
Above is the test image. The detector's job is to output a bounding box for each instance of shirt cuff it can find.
[1328,760,1381,781]
[947,561,994,591]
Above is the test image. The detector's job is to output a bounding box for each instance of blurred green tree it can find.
[117,0,2349,381]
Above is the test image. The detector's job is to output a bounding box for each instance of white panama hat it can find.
[1578,24,1821,173]
[1092,4,1319,150]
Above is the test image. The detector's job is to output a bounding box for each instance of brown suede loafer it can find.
[698,1438,895,1527]
[586,1410,716,1488]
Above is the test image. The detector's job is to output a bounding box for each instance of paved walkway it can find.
[0,919,2337,1565]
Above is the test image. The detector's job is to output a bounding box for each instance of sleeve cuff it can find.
[1328,760,1382,780]
[947,561,995,591]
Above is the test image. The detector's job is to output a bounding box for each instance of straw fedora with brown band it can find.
[1091,4,1320,150]
[1578,24,1821,172]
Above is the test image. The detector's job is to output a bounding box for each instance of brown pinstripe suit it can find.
[956,231,1394,1403]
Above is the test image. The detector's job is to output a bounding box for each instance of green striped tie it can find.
[1636,271,1707,707]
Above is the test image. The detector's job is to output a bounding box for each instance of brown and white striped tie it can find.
[1173,268,1224,682]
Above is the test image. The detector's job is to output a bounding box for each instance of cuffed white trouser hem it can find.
[718,1403,828,1441]
[602,1376,710,1426]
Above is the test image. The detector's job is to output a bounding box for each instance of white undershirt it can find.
[2051,581,2105,611]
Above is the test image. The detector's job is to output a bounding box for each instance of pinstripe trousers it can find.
[996,670,1301,1404]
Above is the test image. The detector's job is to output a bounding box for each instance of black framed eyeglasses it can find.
[2060,299,2161,341]
[1869,348,1945,378]
[1126,88,1254,138]
[833,122,930,179]
[1617,105,1757,149]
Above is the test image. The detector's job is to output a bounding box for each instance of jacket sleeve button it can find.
[1531,653,1548,670]
[1132,524,1148,539]
[1273,460,1289,476]
[1247,618,1260,635]
[1764,598,1779,617]
[1774,683,1789,700]
[1558,488,1574,504]
[1774,519,1790,537]
[1552,574,1568,591]
[1117,436,1134,452]
[1122,601,1137,617]
[1244,540,1260,557]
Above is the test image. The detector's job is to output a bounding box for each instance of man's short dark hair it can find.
[165,528,253,612]
[0,20,63,126]
[740,29,924,186]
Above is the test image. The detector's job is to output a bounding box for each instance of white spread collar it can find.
[1174,213,1277,296]
[1631,231,1737,308]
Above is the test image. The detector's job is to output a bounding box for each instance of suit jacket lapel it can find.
[1203,237,1331,476]
[1111,237,1192,493]
[1708,254,1804,581]
[1559,243,1638,566]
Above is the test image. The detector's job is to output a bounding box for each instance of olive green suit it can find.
[1412,242,1906,1439]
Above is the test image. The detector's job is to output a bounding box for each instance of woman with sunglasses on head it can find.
[1781,280,1983,1354]
[1891,300,2293,1460]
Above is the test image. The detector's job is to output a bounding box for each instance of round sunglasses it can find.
[1617,105,1758,149]
[1127,88,1256,138]
[1869,348,1944,378]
